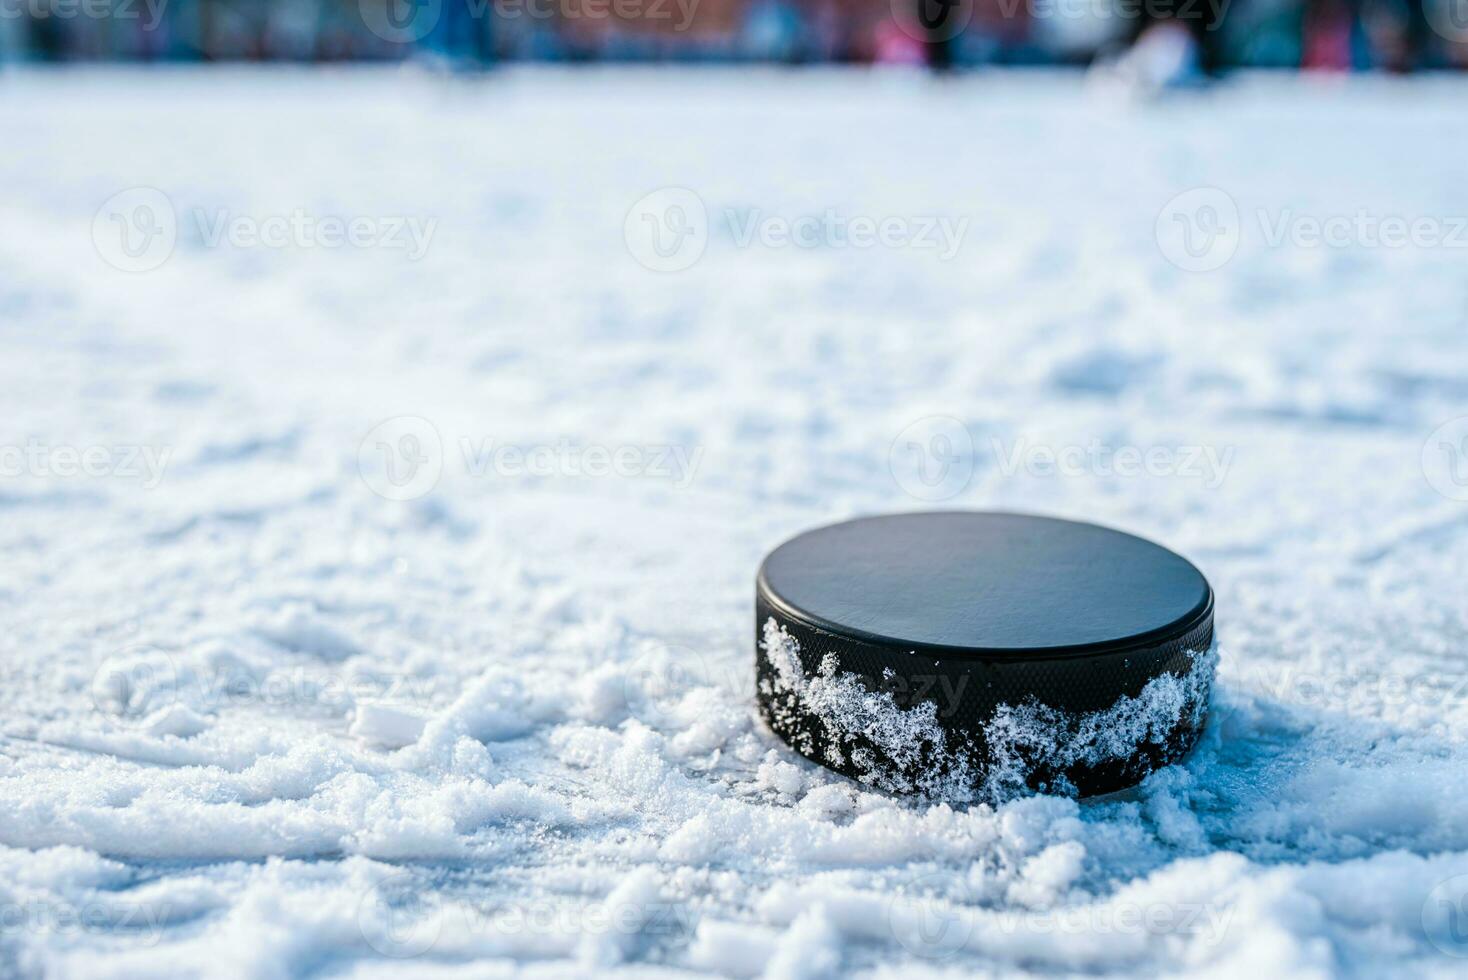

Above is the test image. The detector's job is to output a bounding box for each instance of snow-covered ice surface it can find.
[2,67,1468,978]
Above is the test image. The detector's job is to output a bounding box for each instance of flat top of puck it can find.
[757,512,1211,657]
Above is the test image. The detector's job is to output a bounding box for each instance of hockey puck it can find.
[755,511,1216,801]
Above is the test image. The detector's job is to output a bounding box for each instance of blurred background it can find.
[3,0,1467,74]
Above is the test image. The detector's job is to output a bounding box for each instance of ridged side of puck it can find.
[753,512,1217,801]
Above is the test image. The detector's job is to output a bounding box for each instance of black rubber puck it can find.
[755,511,1215,801]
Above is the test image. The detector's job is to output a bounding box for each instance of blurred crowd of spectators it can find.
[1,0,1465,70]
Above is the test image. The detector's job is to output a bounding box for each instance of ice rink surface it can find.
[2,68,1468,977]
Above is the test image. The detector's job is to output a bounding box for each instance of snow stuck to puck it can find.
[755,512,1216,801]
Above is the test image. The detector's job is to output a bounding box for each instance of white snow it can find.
[2,66,1467,978]
[348,703,427,750]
